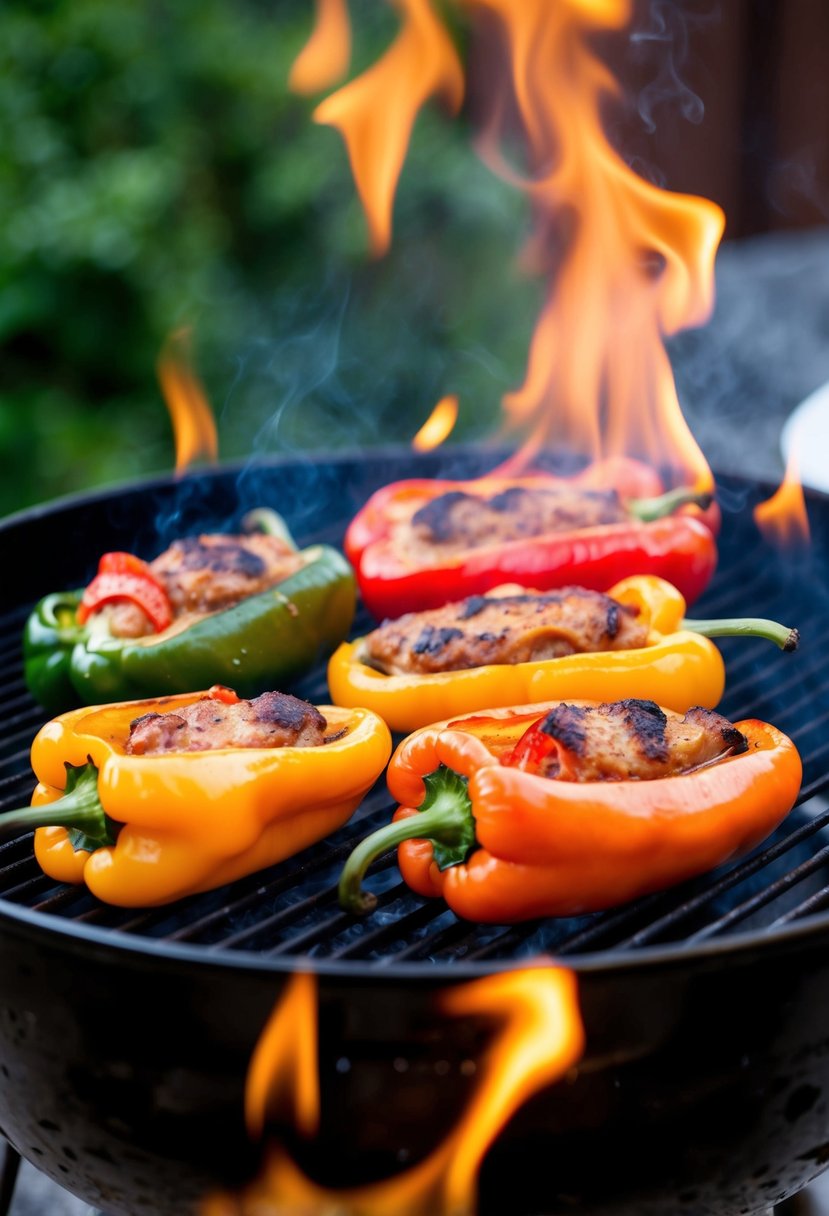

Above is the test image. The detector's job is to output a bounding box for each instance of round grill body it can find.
[2,451,829,1216]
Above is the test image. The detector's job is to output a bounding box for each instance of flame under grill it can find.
[2,453,829,971]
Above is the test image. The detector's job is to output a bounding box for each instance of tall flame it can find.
[474,0,722,486]
[754,446,811,548]
[245,972,319,1141]
[156,329,219,473]
[289,0,352,96]
[295,0,724,487]
[309,0,464,256]
[204,964,584,1216]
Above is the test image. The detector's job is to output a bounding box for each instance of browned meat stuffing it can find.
[360,586,648,674]
[126,691,327,755]
[526,699,748,782]
[409,485,626,550]
[107,533,304,638]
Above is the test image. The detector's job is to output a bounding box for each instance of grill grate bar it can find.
[171,855,364,944]
[3,870,61,904]
[265,902,365,958]
[32,885,97,916]
[329,896,448,960]
[793,770,829,806]
[694,551,774,607]
[769,885,829,928]
[0,770,34,800]
[684,843,829,944]
[1,727,44,759]
[615,803,829,949]
[0,853,41,889]
[385,915,480,963]
[523,893,672,958]
[721,655,814,712]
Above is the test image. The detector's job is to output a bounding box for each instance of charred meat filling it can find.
[106,533,304,638]
[126,691,328,755]
[361,586,648,674]
[409,484,627,550]
[528,699,748,782]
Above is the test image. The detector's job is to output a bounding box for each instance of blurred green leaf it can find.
[0,0,535,518]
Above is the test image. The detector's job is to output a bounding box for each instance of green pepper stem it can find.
[0,761,116,847]
[339,766,475,915]
[682,617,799,652]
[628,486,714,521]
[241,508,298,551]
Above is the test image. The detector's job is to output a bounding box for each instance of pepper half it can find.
[23,510,357,712]
[328,575,798,733]
[2,689,391,906]
[339,701,802,922]
[345,456,720,619]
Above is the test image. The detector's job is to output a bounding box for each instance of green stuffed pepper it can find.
[23,509,356,712]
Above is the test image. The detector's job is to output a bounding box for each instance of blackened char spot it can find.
[251,691,326,733]
[606,601,620,638]
[174,538,266,578]
[411,492,475,542]
[619,699,668,761]
[537,704,589,755]
[488,486,534,512]
[459,592,566,619]
[412,626,465,656]
[458,596,489,620]
[129,712,162,731]
[685,706,749,754]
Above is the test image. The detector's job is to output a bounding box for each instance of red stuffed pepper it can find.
[346,456,719,619]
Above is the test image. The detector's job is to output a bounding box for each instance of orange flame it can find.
[298,0,722,490]
[245,972,319,1141]
[312,0,464,256]
[289,0,352,96]
[412,394,459,451]
[204,964,584,1216]
[474,0,721,488]
[754,447,811,548]
[156,329,219,473]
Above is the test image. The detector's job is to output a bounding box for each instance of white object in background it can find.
[782,380,829,492]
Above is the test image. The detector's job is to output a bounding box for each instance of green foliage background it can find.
[0,0,538,518]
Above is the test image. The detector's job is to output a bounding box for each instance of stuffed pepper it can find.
[328,574,798,733]
[1,685,391,906]
[24,508,356,711]
[345,456,719,619]
[339,698,802,922]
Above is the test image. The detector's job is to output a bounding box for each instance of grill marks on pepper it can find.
[125,691,327,755]
[410,484,627,549]
[528,698,748,782]
[362,586,647,675]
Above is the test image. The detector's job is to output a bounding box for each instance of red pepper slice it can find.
[207,684,242,704]
[97,551,155,577]
[502,716,556,773]
[76,553,173,632]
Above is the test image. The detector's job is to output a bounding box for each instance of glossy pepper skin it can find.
[23,536,356,713]
[339,702,802,923]
[345,456,719,619]
[14,690,391,907]
[328,575,727,733]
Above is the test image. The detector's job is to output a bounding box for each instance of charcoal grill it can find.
[2,448,829,1216]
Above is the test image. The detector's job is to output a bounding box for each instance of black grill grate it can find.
[2,456,829,968]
